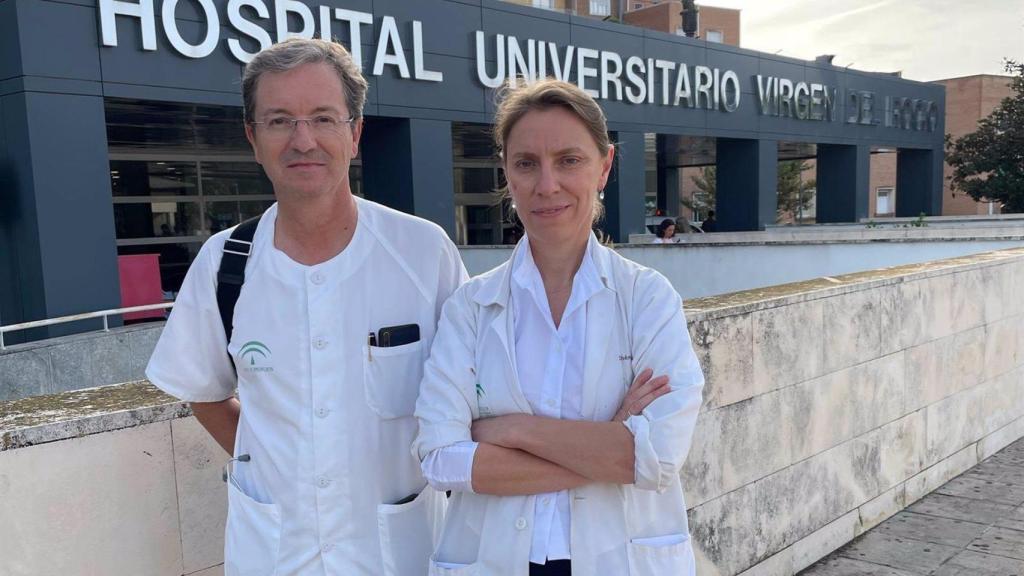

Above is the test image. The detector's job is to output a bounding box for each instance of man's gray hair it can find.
[242,38,368,123]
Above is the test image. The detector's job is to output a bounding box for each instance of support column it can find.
[359,118,456,238]
[896,148,942,217]
[0,90,121,343]
[816,144,870,223]
[604,131,647,243]
[657,134,680,217]
[715,138,778,231]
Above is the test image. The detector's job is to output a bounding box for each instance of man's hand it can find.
[613,368,671,422]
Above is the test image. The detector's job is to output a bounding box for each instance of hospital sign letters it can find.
[98,0,938,132]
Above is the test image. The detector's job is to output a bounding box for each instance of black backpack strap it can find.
[216,217,261,347]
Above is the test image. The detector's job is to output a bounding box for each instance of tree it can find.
[946,60,1024,213]
[776,160,816,223]
[682,166,716,218]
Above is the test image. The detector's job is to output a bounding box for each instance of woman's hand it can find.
[613,368,671,422]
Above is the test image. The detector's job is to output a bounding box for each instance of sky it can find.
[700,0,1024,81]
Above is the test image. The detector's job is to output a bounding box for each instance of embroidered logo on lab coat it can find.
[239,341,273,373]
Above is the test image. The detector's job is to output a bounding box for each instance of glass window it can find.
[200,162,275,196]
[590,0,610,16]
[453,123,513,246]
[706,30,724,43]
[205,200,276,234]
[111,160,198,197]
[114,201,202,239]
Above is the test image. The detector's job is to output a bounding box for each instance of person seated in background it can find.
[701,210,717,232]
[652,218,679,243]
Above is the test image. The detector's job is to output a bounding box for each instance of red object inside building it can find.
[118,254,165,321]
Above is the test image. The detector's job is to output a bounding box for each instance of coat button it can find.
[317,476,331,488]
[311,271,325,285]
[515,517,527,530]
[315,407,330,418]
[314,337,327,350]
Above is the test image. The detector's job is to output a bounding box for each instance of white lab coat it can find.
[413,235,705,576]
[147,198,466,576]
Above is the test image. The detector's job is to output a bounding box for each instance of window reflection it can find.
[452,122,520,245]
[114,201,202,239]
[111,158,277,294]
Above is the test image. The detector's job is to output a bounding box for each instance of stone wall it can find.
[1,249,1022,575]
[0,384,224,576]
[682,247,1024,575]
[0,323,162,401]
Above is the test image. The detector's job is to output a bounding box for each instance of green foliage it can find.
[946,60,1024,213]
[910,212,928,227]
[683,166,716,216]
[776,160,817,222]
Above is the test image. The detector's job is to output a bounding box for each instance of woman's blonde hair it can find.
[493,78,612,223]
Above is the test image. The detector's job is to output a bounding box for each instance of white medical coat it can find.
[147,198,466,576]
[413,235,705,576]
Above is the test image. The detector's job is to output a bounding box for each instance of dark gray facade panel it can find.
[25,92,121,329]
[716,138,778,231]
[603,130,648,242]
[359,117,456,236]
[99,20,244,94]
[816,144,870,224]
[18,1,103,81]
[896,148,943,217]
[708,90,759,133]
[408,119,457,236]
[1,92,45,335]
[707,48,759,97]
[2,77,104,98]
[102,82,241,106]
[375,104,489,125]
[372,53,484,113]
[371,0,482,59]
[642,33,707,68]
[757,56,807,85]
[0,0,22,81]
[0,93,23,336]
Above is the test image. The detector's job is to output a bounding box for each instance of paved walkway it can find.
[801,438,1024,576]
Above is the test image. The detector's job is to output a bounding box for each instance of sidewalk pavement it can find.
[800,437,1024,576]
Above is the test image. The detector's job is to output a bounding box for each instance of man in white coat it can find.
[146,38,466,576]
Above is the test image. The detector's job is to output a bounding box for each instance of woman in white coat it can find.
[413,79,705,576]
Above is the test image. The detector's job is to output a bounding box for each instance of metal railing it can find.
[0,303,174,351]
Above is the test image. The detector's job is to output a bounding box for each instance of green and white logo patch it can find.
[239,341,273,372]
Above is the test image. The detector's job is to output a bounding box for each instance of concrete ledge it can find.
[0,381,187,451]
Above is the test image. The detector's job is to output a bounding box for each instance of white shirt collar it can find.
[511,234,604,323]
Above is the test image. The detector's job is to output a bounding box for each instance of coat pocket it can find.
[428,559,480,576]
[378,486,447,576]
[627,533,694,576]
[224,475,283,576]
[364,341,425,419]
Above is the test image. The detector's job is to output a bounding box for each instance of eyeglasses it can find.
[249,115,356,137]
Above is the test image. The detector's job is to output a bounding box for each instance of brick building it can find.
[622,1,740,45]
